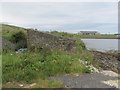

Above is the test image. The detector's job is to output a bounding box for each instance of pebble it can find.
[74,73,79,76]
[100,70,118,77]
[65,85,69,88]
[7,82,11,84]
[101,80,119,88]
[30,83,36,87]
[19,84,24,87]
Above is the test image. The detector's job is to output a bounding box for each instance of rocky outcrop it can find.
[27,29,77,52]
[91,51,120,73]
[2,37,16,50]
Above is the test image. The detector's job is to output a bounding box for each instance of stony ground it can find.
[91,51,119,73]
[49,70,120,88]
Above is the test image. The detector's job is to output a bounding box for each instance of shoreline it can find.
[81,38,120,39]
[90,50,119,73]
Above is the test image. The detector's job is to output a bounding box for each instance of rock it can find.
[7,82,11,84]
[27,29,77,53]
[2,37,16,50]
[30,83,36,87]
[100,70,119,77]
[91,51,119,73]
[19,84,24,87]
[16,48,27,53]
[101,80,119,88]
[65,85,69,88]
[74,73,79,76]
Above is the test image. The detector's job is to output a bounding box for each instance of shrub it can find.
[76,39,86,51]
[11,31,27,49]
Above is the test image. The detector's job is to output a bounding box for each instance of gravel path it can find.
[49,70,119,88]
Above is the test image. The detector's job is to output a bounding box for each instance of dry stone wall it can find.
[27,29,77,52]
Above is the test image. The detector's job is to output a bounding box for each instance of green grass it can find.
[1,24,27,49]
[2,24,97,88]
[77,34,116,39]
[2,79,63,88]
[2,46,93,84]
[1,24,27,40]
[51,31,117,39]
[33,79,63,88]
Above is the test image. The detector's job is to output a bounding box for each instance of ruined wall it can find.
[2,37,16,50]
[27,29,77,52]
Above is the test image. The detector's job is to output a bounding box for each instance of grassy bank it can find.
[1,24,27,49]
[1,24,27,40]
[51,31,117,39]
[2,24,97,88]
[78,34,117,39]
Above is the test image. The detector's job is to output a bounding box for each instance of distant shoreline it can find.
[81,38,120,39]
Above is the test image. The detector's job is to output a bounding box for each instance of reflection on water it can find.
[81,39,119,52]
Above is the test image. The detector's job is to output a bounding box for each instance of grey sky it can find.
[1,2,118,34]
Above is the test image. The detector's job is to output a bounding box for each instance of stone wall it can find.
[2,37,16,50]
[27,29,77,52]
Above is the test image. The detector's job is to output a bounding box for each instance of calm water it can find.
[81,39,119,52]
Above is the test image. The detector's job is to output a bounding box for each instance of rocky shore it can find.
[91,50,120,73]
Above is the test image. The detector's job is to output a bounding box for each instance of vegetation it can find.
[1,24,27,49]
[2,78,63,88]
[1,24,27,40]
[51,31,117,39]
[78,34,116,39]
[2,24,96,88]
[2,44,93,84]
[11,31,27,49]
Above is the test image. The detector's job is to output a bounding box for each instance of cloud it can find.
[1,2,118,33]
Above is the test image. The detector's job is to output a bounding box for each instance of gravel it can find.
[49,70,119,88]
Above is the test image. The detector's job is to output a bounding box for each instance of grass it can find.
[2,79,63,88]
[2,24,97,88]
[1,24,27,49]
[51,31,117,39]
[33,79,63,88]
[2,47,93,85]
[1,24,27,40]
[76,34,117,39]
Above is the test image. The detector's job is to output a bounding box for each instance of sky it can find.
[1,2,118,34]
